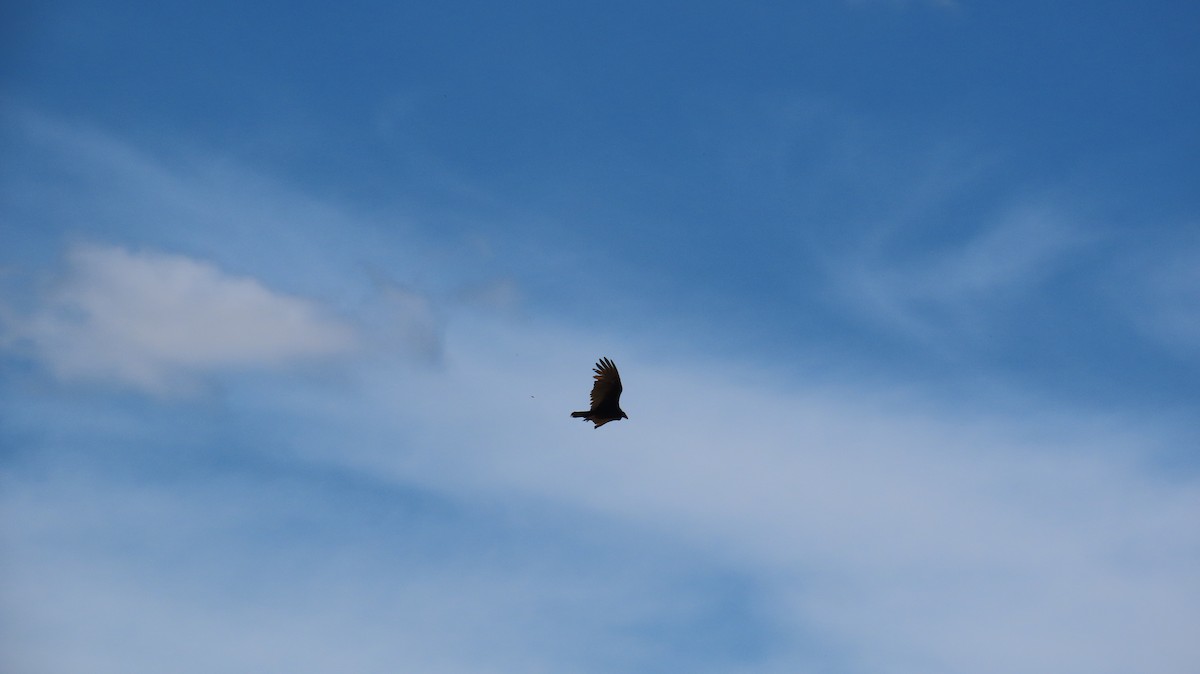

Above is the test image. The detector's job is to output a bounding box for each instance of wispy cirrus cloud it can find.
[7,243,356,394]
[1123,235,1200,361]
[831,202,1084,344]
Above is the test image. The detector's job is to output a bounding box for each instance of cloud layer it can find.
[5,311,1198,674]
[2,109,1197,674]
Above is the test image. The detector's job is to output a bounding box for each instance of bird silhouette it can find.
[571,357,628,428]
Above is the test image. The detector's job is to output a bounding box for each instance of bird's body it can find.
[571,357,628,428]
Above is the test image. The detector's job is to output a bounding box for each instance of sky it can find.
[1,1,1198,672]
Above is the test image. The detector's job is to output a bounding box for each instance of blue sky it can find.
[2,1,1198,672]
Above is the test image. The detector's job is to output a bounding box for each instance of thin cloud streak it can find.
[1125,237,1200,360]
[0,106,433,302]
[831,202,1084,345]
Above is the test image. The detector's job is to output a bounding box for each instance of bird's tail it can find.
[570,411,589,418]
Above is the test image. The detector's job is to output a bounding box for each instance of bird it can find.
[571,357,628,428]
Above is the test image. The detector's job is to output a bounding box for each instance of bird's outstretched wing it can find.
[589,357,623,409]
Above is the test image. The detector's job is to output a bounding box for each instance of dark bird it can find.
[571,357,628,428]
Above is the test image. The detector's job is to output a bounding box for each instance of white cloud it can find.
[12,244,356,393]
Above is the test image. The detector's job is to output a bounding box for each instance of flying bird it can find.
[571,357,628,428]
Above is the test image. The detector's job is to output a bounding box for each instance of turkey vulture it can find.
[571,357,628,428]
